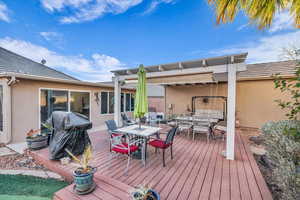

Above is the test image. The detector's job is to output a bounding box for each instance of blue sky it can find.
[0,0,299,81]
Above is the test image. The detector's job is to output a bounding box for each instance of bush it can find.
[262,120,300,200]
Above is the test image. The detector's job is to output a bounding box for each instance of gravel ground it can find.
[240,129,281,199]
[0,146,45,170]
[254,154,281,200]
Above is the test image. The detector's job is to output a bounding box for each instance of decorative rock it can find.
[16,160,28,167]
[0,147,17,157]
[250,145,266,156]
[60,157,71,165]
[249,135,265,145]
[260,155,273,169]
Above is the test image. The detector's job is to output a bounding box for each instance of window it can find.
[101,92,108,114]
[121,93,125,112]
[100,91,134,114]
[40,89,90,132]
[109,92,114,114]
[70,91,90,118]
[126,93,131,111]
[100,91,114,114]
[131,94,135,111]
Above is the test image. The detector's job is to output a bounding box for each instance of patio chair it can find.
[105,120,124,151]
[177,120,193,137]
[148,127,178,167]
[121,113,136,126]
[213,120,227,140]
[192,116,211,142]
[110,134,141,175]
[147,112,158,126]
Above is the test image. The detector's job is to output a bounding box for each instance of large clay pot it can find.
[73,167,96,194]
[26,135,48,150]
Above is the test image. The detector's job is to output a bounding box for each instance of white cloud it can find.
[41,0,143,24]
[0,37,125,81]
[0,1,10,22]
[237,23,249,31]
[143,0,174,15]
[209,31,300,63]
[269,11,294,33]
[40,31,62,41]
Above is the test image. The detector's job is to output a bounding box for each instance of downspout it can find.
[5,76,18,143]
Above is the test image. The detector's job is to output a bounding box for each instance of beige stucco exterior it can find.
[4,78,133,143]
[165,79,291,129]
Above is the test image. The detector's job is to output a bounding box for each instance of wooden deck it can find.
[30,128,273,200]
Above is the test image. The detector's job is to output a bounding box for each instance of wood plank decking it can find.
[30,128,273,200]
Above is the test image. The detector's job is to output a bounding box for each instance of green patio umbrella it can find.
[134,64,148,129]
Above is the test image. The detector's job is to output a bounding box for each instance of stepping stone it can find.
[0,147,17,157]
[7,142,27,154]
[250,145,266,156]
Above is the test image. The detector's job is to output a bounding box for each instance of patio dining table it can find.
[116,124,161,166]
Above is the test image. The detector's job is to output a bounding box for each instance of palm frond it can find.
[291,0,300,28]
[208,0,300,29]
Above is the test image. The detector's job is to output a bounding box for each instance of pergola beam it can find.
[117,63,246,81]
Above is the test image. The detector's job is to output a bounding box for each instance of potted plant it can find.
[26,129,48,150]
[65,145,96,195]
[131,185,160,200]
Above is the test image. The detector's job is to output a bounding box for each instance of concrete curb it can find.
[0,169,64,180]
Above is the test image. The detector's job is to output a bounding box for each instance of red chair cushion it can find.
[112,133,123,137]
[149,139,171,149]
[111,143,139,154]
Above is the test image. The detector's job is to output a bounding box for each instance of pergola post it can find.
[226,64,237,160]
[114,76,121,126]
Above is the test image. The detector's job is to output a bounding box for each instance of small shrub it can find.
[273,51,300,121]
[262,120,300,200]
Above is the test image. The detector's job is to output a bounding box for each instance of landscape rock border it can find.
[0,169,63,180]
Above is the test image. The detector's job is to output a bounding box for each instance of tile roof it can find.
[214,60,298,82]
[0,47,78,81]
[239,60,297,79]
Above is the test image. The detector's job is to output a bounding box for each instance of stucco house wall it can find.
[9,78,133,143]
[148,96,165,112]
[165,79,291,129]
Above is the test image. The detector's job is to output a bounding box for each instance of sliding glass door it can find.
[40,89,90,132]
[40,89,68,131]
[70,91,90,118]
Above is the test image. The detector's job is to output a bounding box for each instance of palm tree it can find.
[208,0,300,29]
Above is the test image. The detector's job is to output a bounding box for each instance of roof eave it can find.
[0,72,135,89]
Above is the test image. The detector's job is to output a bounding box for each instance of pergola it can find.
[111,53,248,160]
